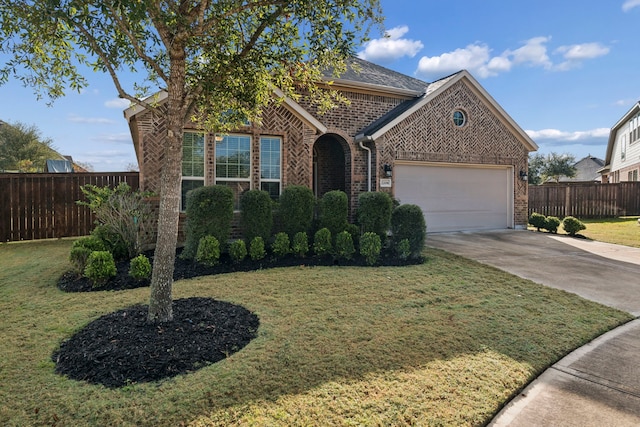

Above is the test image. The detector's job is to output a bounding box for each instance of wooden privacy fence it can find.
[0,172,139,242]
[528,182,640,219]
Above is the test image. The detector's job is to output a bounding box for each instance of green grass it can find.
[579,216,640,248]
[0,239,632,426]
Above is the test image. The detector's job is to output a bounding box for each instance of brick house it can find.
[125,58,537,234]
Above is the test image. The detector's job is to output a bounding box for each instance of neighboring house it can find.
[125,58,537,234]
[555,155,604,183]
[599,101,640,183]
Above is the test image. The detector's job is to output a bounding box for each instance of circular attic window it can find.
[452,110,466,127]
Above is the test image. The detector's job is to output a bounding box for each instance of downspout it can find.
[355,134,374,192]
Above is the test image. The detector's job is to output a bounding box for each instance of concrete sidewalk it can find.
[426,230,640,426]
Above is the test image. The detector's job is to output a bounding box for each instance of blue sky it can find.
[1,0,639,171]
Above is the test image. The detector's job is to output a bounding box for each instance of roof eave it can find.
[326,78,424,98]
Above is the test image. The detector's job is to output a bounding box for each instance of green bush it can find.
[357,192,393,241]
[345,223,360,246]
[395,238,411,261]
[91,224,128,260]
[563,216,586,236]
[229,239,247,264]
[390,204,426,258]
[249,236,266,261]
[183,185,234,260]
[271,232,291,258]
[529,212,547,232]
[335,230,355,260]
[277,185,315,238]
[292,232,309,258]
[313,227,333,257]
[544,216,561,234]
[79,182,154,259]
[319,190,348,237]
[240,190,273,243]
[360,232,381,266]
[69,236,107,273]
[84,251,117,288]
[196,235,221,267]
[129,254,151,281]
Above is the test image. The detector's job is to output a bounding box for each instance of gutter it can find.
[355,134,374,192]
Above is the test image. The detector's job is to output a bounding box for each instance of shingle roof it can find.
[330,57,429,94]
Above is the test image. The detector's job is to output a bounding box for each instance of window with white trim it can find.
[215,134,251,209]
[181,132,205,211]
[260,136,281,200]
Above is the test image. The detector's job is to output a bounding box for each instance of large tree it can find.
[0,120,59,172]
[0,0,382,322]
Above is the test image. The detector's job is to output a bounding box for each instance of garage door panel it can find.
[395,164,513,232]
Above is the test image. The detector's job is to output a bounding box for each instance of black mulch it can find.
[53,249,423,388]
[52,297,259,388]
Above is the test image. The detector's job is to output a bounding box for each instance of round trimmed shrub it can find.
[390,204,426,259]
[313,227,333,257]
[271,232,291,258]
[529,212,547,232]
[319,190,348,237]
[292,232,309,258]
[84,251,117,288]
[563,216,586,236]
[249,236,266,261]
[335,230,355,260]
[183,185,234,260]
[277,185,315,238]
[240,190,273,243]
[196,235,221,267]
[359,232,381,266]
[129,254,152,281]
[70,236,107,273]
[544,216,561,234]
[229,239,247,264]
[357,192,393,241]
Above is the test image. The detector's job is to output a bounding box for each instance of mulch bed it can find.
[53,249,423,388]
[52,297,259,388]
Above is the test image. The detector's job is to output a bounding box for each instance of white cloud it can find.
[90,132,132,144]
[358,25,424,63]
[506,36,552,69]
[417,43,494,78]
[526,128,610,145]
[104,98,131,109]
[554,42,610,71]
[67,114,115,124]
[622,0,640,12]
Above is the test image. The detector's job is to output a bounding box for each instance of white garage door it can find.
[394,163,513,233]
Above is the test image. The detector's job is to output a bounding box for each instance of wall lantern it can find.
[383,164,393,177]
[519,170,528,181]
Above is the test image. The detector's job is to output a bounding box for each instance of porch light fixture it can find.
[383,163,393,177]
[519,170,528,181]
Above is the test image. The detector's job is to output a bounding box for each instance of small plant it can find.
[360,232,381,266]
[196,235,221,267]
[292,232,309,258]
[129,254,151,281]
[529,212,547,232]
[313,227,333,257]
[229,239,247,264]
[249,236,266,261]
[84,251,117,288]
[544,216,561,234]
[69,236,106,273]
[390,204,426,259]
[335,230,355,260]
[396,238,411,261]
[563,216,586,236]
[271,232,291,258]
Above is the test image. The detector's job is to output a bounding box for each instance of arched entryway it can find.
[312,134,351,198]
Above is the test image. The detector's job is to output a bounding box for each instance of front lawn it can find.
[0,239,631,426]
[579,216,640,248]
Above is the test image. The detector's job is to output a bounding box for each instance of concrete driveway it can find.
[427,229,640,316]
[426,230,640,426]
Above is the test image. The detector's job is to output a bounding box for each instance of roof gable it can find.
[355,70,538,152]
[604,100,640,165]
